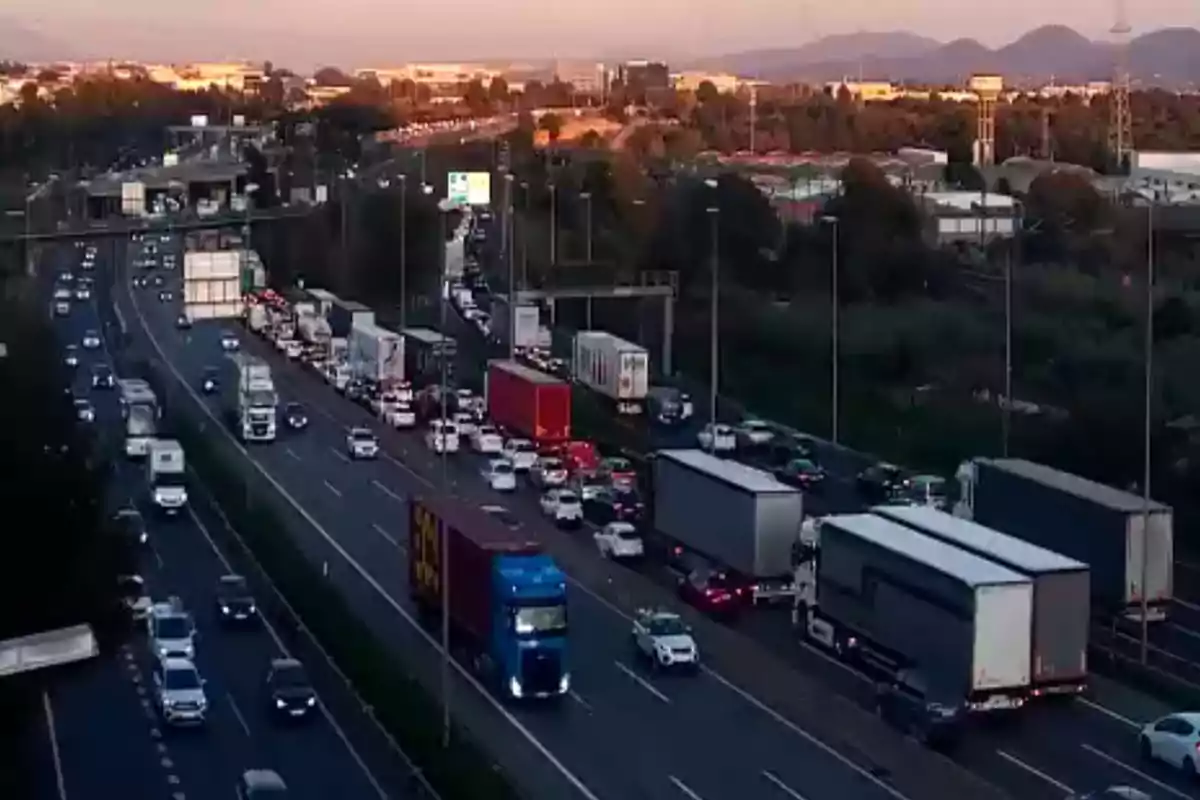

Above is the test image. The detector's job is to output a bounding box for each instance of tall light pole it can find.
[519,181,529,289]
[821,215,840,445]
[1141,201,1155,665]
[706,205,720,450]
[548,182,557,267]
[580,191,593,263]
[1002,207,1017,457]
[437,196,453,748]
[399,173,408,330]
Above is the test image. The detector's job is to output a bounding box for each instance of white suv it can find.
[147,601,196,660]
[153,657,208,726]
[425,420,460,454]
[347,428,379,459]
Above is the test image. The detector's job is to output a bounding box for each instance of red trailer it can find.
[408,495,540,639]
[486,360,570,444]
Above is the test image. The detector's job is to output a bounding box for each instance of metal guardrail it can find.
[0,624,99,677]
[0,207,315,244]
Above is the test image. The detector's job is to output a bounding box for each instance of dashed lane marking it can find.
[370,479,405,503]
[1080,744,1191,800]
[323,479,343,498]
[285,447,301,461]
[41,692,67,800]
[613,661,671,704]
[1078,698,1138,728]
[761,770,808,800]
[228,697,252,738]
[995,750,1074,794]
[669,775,706,800]
[371,523,401,549]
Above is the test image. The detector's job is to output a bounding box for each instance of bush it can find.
[173,420,521,800]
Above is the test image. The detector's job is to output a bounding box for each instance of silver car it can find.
[153,657,208,726]
[147,602,196,660]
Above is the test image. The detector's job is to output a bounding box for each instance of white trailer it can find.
[147,439,187,514]
[806,513,1033,713]
[297,311,332,349]
[572,331,650,415]
[349,322,404,385]
[246,304,269,334]
[222,354,277,442]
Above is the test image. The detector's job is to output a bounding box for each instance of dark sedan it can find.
[775,458,826,491]
[583,487,645,525]
[856,462,910,504]
[215,574,257,625]
[265,658,317,721]
[283,402,308,430]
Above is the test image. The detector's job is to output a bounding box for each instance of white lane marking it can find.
[371,523,400,549]
[285,447,301,461]
[245,287,916,800]
[1078,697,1138,728]
[1175,560,1200,574]
[126,288,601,800]
[329,447,350,463]
[613,661,671,704]
[1168,622,1200,642]
[160,756,174,769]
[371,479,405,503]
[569,690,592,712]
[42,692,68,800]
[995,749,1074,794]
[227,696,251,738]
[151,545,165,569]
[324,479,343,498]
[1173,596,1200,613]
[761,770,808,800]
[1080,744,1192,800]
[668,775,705,800]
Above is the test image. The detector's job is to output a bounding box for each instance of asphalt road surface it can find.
[46,241,417,800]
[113,242,1022,800]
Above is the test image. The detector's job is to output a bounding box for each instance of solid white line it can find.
[1172,596,1200,613]
[1077,697,1138,728]
[1175,559,1200,574]
[668,775,705,800]
[227,696,251,738]
[42,691,68,800]
[371,479,405,503]
[126,285,601,800]
[1167,622,1200,641]
[761,770,808,800]
[995,750,1073,794]
[371,523,400,548]
[613,661,671,704]
[324,479,342,498]
[1080,743,1191,800]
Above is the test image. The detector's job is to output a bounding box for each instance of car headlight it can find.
[220,604,230,614]
[248,605,256,614]
[559,674,570,693]
[275,698,286,708]
[508,677,523,698]
[139,532,148,543]
[306,696,316,707]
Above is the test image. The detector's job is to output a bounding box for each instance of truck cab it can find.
[495,554,570,700]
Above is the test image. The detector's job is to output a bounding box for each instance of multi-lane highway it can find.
[45,241,416,800]
[115,242,1021,800]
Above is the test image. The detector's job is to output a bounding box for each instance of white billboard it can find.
[121,181,145,216]
[184,251,240,281]
[190,114,209,127]
[447,171,491,207]
[163,152,179,166]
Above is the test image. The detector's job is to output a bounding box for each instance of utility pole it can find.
[399,173,408,330]
[1140,202,1154,665]
[1109,0,1134,171]
[437,200,452,749]
[706,206,719,449]
[548,183,557,267]
[749,85,758,154]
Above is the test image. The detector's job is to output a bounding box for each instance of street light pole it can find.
[707,206,720,450]
[399,174,408,330]
[822,216,840,445]
[1141,202,1155,665]
[580,191,593,263]
[437,201,452,748]
[520,182,529,290]
[548,183,557,267]
[508,199,517,359]
[1002,215,1016,457]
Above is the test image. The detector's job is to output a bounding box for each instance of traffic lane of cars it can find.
[214,325,1017,800]
[137,308,881,800]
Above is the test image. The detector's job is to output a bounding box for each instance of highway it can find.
[46,241,415,799]
[115,244,1014,800]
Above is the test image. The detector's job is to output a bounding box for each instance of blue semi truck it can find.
[408,495,570,700]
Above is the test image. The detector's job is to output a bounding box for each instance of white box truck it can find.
[572,331,650,415]
[222,354,277,442]
[350,322,404,386]
[804,513,1033,713]
[119,379,159,458]
[147,439,187,514]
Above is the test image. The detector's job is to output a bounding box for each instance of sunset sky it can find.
[4,0,1198,65]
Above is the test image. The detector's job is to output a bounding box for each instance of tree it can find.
[488,77,510,105]
[539,112,564,143]
[312,66,353,87]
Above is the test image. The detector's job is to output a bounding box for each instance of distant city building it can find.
[618,60,670,90]
[915,190,1019,244]
[673,72,745,93]
[145,62,264,94]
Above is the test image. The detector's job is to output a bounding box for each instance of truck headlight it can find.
[306,696,316,707]
[275,698,286,709]
[220,604,230,614]
[559,674,570,694]
[508,677,523,698]
[139,532,148,543]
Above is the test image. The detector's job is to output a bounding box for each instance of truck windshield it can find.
[511,604,567,635]
[155,473,187,488]
[249,390,277,407]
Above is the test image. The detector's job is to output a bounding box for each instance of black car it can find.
[91,364,115,389]
[767,433,818,467]
[265,658,317,720]
[774,458,826,491]
[152,274,164,287]
[176,314,192,329]
[201,367,219,394]
[158,289,173,302]
[874,669,964,751]
[283,402,308,430]
[215,574,257,624]
[856,462,910,504]
[583,487,645,525]
[132,275,146,288]
[113,507,148,546]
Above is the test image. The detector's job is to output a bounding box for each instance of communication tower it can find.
[1109,0,1133,170]
[969,75,1003,167]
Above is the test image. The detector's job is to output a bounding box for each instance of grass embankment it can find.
[173,419,520,800]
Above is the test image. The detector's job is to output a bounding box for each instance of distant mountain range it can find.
[690,25,1200,86]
